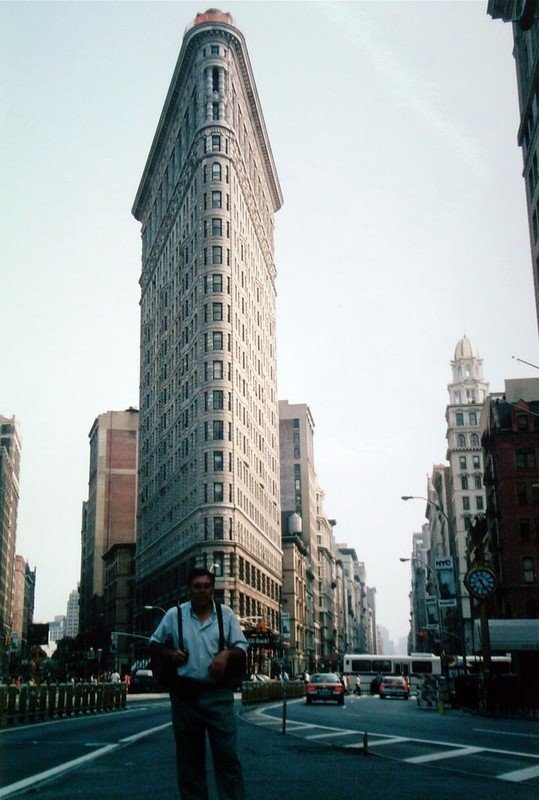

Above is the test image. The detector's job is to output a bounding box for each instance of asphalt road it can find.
[0,693,537,800]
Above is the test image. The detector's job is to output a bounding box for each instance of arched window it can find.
[457,434,466,447]
[212,162,222,181]
[212,67,219,93]
[471,434,479,447]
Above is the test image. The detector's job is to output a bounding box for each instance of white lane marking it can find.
[0,744,118,799]
[474,728,539,739]
[406,746,483,764]
[345,736,411,748]
[0,722,172,799]
[498,764,539,783]
[119,722,171,743]
[307,729,358,739]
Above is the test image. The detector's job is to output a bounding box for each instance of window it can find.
[474,475,482,490]
[457,434,466,447]
[212,274,223,292]
[212,162,221,181]
[456,412,464,427]
[211,45,219,55]
[293,419,300,428]
[293,447,300,459]
[516,482,528,505]
[471,433,479,447]
[213,420,224,440]
[214,482,224,502]
[516,413,528,431]
[516,448,537,469]
[212,390,224,409]
[532,483,539,504]
[212,191,222,208]
[212,102,219,121]
[463,496,470,511]
[214,516,224,539]
[520,519,531,541]
[461,476,468,490]
[212,361,223,380]
[212,246,222,264]
[212,218,222,236]
[469,412,477,426]
[476,496,484,511]
[459,456,467,470]
[211,135,221,152]
[523,557,535,583]
[213,451,224,471]
[212,302,223,321]
[212,331,223,350]
[293,433,300,444]
[473,455,481,469]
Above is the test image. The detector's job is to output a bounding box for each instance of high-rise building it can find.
[0,415,21,672]
[445,335,489,652]
[279,401,319,668]
[488,1,539,331]
[11,554,34,653]
[132,10,283,634]
[65,588,79,639]
[79,409,138,641]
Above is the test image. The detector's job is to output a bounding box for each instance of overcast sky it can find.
[2,1,537,646]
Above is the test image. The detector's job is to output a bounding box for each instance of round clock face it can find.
[466,567,496,598]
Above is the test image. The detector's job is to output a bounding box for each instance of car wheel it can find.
[403,694,409,700]
[337,697,345,706]
[379,694,385,699]
[306,697,312,704]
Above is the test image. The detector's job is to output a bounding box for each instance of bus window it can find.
[371,660,391,673]
[411,660,432,674]
[352,660,371,672]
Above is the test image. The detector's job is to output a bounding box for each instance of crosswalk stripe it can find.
[497,765,539,783]
[405,746,482,764]
[345,736,410,748]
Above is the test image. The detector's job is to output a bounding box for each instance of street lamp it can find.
[144,605,167,615]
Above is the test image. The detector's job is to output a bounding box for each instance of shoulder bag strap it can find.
[177,602,184,651]
[214,599,225,651]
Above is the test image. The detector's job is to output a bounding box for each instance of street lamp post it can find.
[401,495,467,671]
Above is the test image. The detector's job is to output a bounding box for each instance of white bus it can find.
[343,653,442,694]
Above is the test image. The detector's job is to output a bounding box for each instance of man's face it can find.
[188,576,214,610]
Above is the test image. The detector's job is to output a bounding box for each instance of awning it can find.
[474,619,539,651]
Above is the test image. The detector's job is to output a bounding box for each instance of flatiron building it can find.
[133,10,283,633]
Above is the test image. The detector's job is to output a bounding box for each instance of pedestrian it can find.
[150,567,248,800]
[110,670,121,683]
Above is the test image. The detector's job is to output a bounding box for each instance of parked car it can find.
[305,673,346,705]
[379,675,409,700]
[129,668,159,693]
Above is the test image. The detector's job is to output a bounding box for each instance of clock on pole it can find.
[465,566,497,599]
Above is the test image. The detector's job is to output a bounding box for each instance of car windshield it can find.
[311,673,339,683]
[383,677,405,685]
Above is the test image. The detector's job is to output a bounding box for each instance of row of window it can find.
[456,433,480,448]
[456,411,478,427]
[516,482,539,506]
[462,495,484,511]
[459,455,482,470]
[461,475,483,490]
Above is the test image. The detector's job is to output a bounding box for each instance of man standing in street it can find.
[150,568,248,800]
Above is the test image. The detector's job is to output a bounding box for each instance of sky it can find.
[2,0,537,646]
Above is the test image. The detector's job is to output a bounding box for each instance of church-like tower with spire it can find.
[445,335,489,652]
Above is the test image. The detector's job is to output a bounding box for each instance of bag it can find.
[150,637,178,692]
[149,603,181,692]
[214,600,247,688]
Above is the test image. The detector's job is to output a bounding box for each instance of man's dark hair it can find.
[187,567,216,587]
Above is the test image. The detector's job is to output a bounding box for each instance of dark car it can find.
[379,675,409,700]
[305,673,346,705]
[129,668,159,693]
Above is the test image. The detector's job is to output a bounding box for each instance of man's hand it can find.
[208,649,229,679]
[170,649,189,666]
[149,640,188,666]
